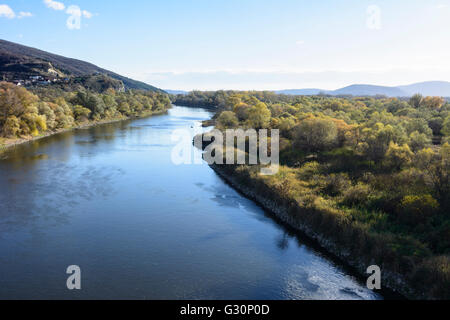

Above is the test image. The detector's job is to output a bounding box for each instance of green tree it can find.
[442,116,450,137]
[385,142,413,170]
[292,116,338,151]
[217,111,239,128]
[246,102,271,129]
[2,116,21,137]
[73,105,92,123]
[409,131,431,152]
[409,94,423,108]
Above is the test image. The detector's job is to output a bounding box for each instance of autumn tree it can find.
[216,111,239,128]
[409,93,423,108]
[292,116,338,151]
[385,142,413,170]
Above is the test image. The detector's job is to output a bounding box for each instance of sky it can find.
[1,0,450,91]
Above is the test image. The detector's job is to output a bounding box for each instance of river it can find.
[0,106,381,300]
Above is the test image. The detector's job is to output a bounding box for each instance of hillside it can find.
[276,81,450,97]
[0,39,162,92]
[398,81,450,97]
[276,88,323,95]
[332,84,407,97]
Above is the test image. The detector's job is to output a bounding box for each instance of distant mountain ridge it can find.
[276,81,450,97]
[0,39,163,92]
[165,89,188,95]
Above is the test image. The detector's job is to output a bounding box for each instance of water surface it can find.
[0,106,381,300]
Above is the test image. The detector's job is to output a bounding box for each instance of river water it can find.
[0,106,381,300]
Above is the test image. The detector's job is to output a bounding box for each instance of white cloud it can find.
[18,11,33,19]
[82,10,92,19]
[0,4,15,19]
[44,0,65,11]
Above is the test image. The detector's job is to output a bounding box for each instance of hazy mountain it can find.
[332,84,407,97]
[0,39,163,92]
[165,89,188,95]
[276,81,450,97]
[398,81,450,97]
[276,89,324,95]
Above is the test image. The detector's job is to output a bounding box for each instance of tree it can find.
[73,105,92,123]
[2,116,21,137]
[20,105,47,136]
[216,111,239,128]
[442,116,450,137]
[409,131,431,152]
[385,142,413,170]
[409,94,423,108]
[398,195,439,225]
[0,82,38,127]
[421,96,445,110]
[38,102,56,130]
[405,118,433,136]
[246,102,271,129]
[292,116,338,151]
[359,123,397,161]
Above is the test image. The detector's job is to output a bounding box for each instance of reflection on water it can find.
[0,106,382,300]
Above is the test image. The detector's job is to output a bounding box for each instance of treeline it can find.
[171,90,233,109]
[0,81,171,139]
[196,91,449,299]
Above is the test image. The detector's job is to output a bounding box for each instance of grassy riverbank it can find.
[210,163,448,299]
[0,109,169,156]
[188,90,450,299]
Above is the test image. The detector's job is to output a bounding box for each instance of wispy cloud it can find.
[0,5,33,19]
[0,4,15,19]
[43,0,65,11]
[42,1,94,30]
[82,10,92,19]
[18,11,33,19]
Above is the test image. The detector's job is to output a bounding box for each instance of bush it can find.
[2,116,21,137]
[322,173,352,196]
[411,256,450,299]
[398,195,439,225]
[342,183,372,206]
[385,142,413,170]
[292,116,338,151]
[216,111,239,128]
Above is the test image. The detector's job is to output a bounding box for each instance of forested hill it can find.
[0,39,162,92]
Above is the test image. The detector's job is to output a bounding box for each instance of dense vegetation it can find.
[184,91,450,299]
[172,91,232,109]
[0,81,171,142]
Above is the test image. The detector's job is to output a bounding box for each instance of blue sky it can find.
[1,0,450,90]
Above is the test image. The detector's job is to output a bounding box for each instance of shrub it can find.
[342,183,372,206]
[2,116,21,137]
[385,142,413,170]
[216,111,239,128]
[292,116,338,151]
[398,195,439,225]
[322,173,352,196]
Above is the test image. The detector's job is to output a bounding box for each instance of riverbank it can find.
[209,164,424,299]
[0,109,169,156]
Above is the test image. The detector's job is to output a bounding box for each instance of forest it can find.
[175,90,450,299]
[0,81,171,144]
